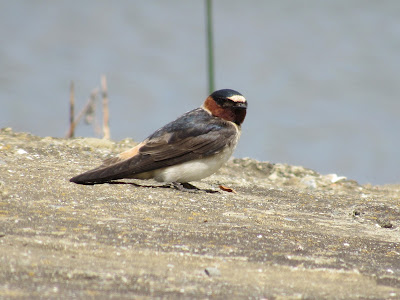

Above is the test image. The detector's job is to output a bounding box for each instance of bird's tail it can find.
[70,158,132,184]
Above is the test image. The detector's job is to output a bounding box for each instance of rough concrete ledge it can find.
[0,128,399,299]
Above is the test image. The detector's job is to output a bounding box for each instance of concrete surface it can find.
[0,128,399,299]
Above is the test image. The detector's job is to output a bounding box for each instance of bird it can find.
[69,89,247,190]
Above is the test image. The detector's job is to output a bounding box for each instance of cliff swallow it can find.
[70,89,247,188]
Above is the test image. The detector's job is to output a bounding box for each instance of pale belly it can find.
[153,145,235,182]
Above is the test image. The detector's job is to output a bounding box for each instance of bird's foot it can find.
[170,182,200,192]
[165,182,218,193]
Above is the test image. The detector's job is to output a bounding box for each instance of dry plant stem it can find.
[66,88,99,138]
[66,81,75,138]
[87,90,102,136]
[101,75,110,139]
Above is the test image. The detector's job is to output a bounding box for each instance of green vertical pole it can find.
[206,0,215,93]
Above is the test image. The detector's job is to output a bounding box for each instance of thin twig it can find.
[101,75,110,139]
[77,88,98,128]
[66,88,99,138]
[66,81,75,138]
[87,89,103,137]
[84,89,97,125]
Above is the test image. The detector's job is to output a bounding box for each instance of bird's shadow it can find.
[105,180,219,194]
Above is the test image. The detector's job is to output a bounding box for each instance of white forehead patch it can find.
[227,95,246,103]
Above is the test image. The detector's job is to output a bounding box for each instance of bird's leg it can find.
[171,182,201,192]
[167,182,219,194]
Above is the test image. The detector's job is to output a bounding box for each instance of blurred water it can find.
[1,1,399,185]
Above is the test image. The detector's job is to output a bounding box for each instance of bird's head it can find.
[203,89,247,126]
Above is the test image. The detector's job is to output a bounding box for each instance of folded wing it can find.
[70,110,237,184]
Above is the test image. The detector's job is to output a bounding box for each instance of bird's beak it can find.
[234,102,247,109]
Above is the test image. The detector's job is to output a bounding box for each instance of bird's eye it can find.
[215,98,235,108]
[214,98,225,106]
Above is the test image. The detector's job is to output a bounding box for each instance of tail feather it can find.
[70,159,133,184]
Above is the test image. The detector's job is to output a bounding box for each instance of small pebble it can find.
[16,149,28,155]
